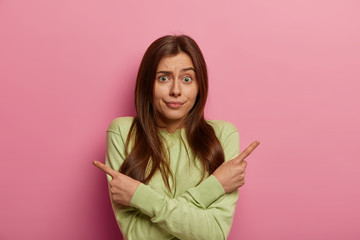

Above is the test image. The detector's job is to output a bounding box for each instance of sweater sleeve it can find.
[105,118,240,240]
[130,180,238,240]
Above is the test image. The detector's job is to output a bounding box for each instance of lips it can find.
[164,101,184,109]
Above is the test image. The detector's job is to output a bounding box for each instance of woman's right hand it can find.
[212,141,260,193]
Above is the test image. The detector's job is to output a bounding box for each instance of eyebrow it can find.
[156,67,195,74]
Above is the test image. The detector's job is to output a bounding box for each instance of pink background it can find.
[1,0,359,239]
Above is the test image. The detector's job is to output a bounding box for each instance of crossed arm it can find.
[93,129,259,240]
[93,141,259,205]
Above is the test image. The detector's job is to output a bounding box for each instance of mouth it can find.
[164,101,185,109]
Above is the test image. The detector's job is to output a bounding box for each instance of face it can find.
[153,51,199,131]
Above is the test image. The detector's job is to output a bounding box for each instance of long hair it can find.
[120,35,225,191]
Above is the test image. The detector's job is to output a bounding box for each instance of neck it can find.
[155,118,185,133]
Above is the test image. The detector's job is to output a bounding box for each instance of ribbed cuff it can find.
[187,175,225,208]
[130,183,164,218]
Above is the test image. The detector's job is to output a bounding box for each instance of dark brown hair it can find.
[120,35,225,191]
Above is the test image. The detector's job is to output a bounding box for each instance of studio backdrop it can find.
[0,0,359,239]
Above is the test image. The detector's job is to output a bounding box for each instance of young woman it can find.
[93,35,259,240]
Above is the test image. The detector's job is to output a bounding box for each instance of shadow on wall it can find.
[111,64,138,118]
[91,148,124,240]
[92,69,138,240]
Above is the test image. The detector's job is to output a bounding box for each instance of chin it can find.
[164,115,186,121]
[159,111,187,121]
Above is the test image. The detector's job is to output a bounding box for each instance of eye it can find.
[183,76,193,83]
[158,76,169,82]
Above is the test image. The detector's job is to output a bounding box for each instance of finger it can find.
[237,141,260,162]
[92,160,118,178]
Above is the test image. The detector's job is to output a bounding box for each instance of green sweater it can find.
[105,117,240,240]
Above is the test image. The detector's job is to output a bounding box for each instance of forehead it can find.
[157,52,194,71]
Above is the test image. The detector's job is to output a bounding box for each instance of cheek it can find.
[189,85,199,101]
[153,84,165,100]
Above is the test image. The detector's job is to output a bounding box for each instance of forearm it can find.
[109,190,175,240]
[130,176,239,240]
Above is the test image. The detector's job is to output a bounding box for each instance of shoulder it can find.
[207,119,238,138]
[107,116,134,137]
[207,119,240,161]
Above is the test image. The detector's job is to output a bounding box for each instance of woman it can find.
[93,35,259,240]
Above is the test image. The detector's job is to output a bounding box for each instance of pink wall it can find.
[1,0,359,239]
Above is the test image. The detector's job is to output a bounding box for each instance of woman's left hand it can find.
[93,161,141,206]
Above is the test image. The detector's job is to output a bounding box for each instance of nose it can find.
[169,79,182,97]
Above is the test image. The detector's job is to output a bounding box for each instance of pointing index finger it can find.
[237,140,260,162]
[92,160,118,178]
